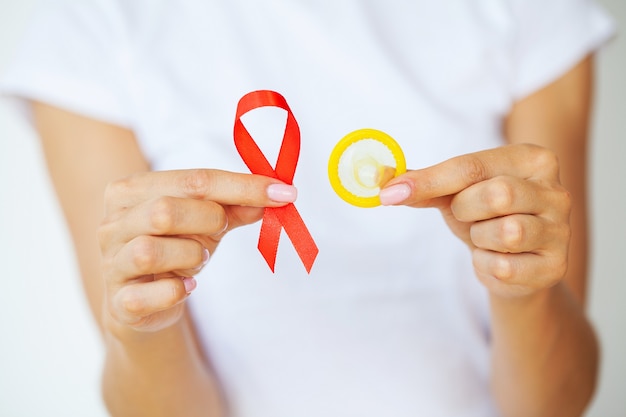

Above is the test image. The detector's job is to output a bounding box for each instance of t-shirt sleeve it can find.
[509,0,616,100]
[0,0,131,127]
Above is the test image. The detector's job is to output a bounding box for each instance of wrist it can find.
[487,283,566,328]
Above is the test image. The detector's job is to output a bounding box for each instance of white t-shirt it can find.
[1,1,614,416]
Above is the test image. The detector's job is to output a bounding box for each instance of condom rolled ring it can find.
[328,128,406,208]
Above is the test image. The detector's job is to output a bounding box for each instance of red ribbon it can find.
[233,90,318,273]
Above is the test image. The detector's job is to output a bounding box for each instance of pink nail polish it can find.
[379,183,411,205]
[183,277,197,294]
[267,184,298,203]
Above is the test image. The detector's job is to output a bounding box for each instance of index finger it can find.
[381,143,560,205]
[105,169,296,212]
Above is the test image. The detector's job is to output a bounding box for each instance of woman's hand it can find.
[97,169,297,336]
[379,143,571,300]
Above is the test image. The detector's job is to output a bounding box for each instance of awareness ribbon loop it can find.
[233,90,318,273]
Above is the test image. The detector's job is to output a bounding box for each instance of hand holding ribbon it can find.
[233,90,318,273]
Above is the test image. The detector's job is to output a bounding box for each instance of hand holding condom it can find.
[328,128,406,208]
[329,133,572,300]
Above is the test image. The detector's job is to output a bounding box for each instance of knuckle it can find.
[533,178,571,217]
[149,196,178,233]
[500,217,523,250]
[543,181,572,220]
[109,288,145,320]
[130,236,160,274]
[118,291,146,316]
[492,255,514,281]
[181,169,214,199]
[104,175,134,203]
[462,155,489,185]
[557,186,573,214]
[544,253,569,285]
[554,216,571,242]
[529,145,560,178]
[486,178,514,213]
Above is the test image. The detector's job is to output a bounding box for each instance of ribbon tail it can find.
[257,208,282,273]
[273,205,319,273]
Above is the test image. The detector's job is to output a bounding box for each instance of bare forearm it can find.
[102,313,224,417]
[490,282,599,417]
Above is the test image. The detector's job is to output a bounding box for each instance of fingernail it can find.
[267,184,298,203]
[191,248,211,273]
[379,183,411,205]
[215,217,229,236]
[183,277,197,294]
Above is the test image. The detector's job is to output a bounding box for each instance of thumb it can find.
[379,144,557,206]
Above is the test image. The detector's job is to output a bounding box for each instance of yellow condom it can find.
[328,129,406,208]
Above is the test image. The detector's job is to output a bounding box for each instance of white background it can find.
[0,1,624,416]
